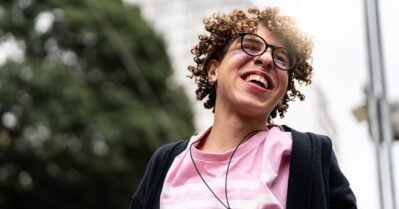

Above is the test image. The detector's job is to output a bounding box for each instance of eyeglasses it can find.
[238,33,297,71]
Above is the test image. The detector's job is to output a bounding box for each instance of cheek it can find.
[276,71,289,83]
[230,51,252,64]
[276,71,289,92]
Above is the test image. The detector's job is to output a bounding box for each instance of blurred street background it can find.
[0,0,398,209]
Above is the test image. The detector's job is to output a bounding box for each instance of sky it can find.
[251,0,399,208]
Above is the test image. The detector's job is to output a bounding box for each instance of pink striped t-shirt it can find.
[160,126,292,209]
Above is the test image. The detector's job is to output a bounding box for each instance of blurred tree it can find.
[0,0,195,208]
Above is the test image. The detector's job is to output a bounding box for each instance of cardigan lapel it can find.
[284,126,314,209]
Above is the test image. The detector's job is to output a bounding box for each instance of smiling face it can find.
[207,25,289,121]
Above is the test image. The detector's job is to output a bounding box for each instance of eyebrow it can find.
[243,37,263,44]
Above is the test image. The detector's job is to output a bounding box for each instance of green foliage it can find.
[0,0,195,208]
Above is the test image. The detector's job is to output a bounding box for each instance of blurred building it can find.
[275,84,337,140]
[125,0,337,142]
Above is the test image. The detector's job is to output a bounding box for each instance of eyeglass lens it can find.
[241,33,295,70]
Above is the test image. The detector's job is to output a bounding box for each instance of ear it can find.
[207,59,220,83]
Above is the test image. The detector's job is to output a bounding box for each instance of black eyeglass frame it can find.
[238,32,297,71]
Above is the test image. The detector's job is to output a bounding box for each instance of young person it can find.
[130,6,357,209]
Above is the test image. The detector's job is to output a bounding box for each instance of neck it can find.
[198,107,268,153]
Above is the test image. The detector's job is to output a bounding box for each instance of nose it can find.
[253,48,274,70]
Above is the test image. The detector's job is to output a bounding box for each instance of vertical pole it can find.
[364,0,397,208]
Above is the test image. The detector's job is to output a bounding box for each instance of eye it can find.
[241,35,264,55]
[242,41,262,53]
[273,48,291,68]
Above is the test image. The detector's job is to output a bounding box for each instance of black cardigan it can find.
[130,126,357,209]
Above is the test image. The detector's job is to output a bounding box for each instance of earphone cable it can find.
[189,129,262,209]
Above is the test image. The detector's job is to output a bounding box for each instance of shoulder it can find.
[151,140,189,164]
[283,126,357,208]
[130,140,189,209]
[139,140,188,181]
[283,125,335,171]
[283,125,332,151]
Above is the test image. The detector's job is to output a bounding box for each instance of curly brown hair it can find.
[188,7,313,122]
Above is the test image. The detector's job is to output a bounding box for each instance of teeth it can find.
[245,74,268,88]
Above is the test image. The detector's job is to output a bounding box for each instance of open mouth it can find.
[241,72,274,90]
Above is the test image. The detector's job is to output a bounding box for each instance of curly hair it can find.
[188,7,313,122]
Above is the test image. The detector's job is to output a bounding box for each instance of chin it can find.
[236,102,271,118]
